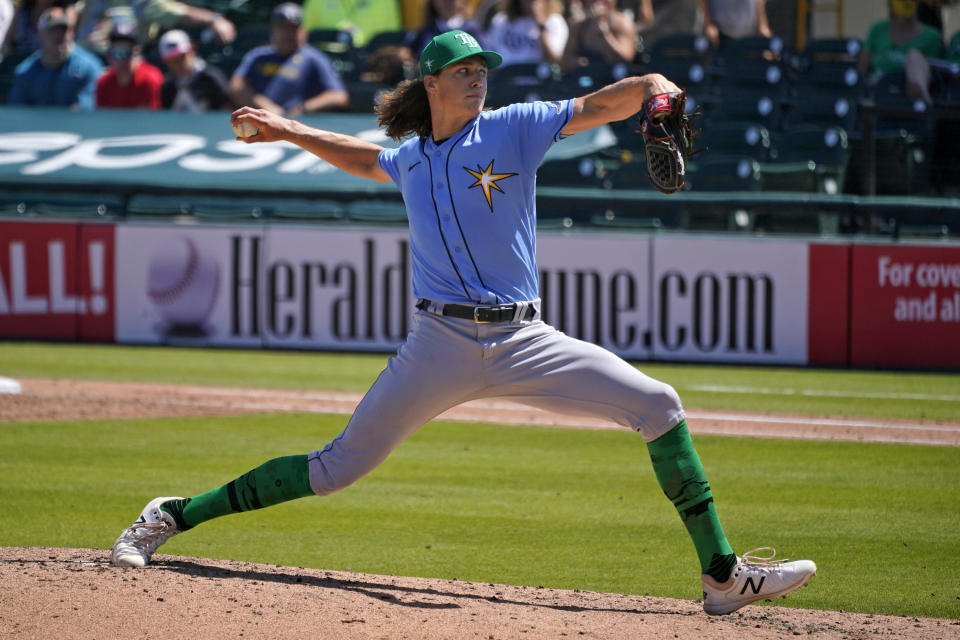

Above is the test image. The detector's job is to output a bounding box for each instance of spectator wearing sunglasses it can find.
[95,19,163,108]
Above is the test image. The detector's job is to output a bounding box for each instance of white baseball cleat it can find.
[111,496,184,567]
[701,547,816,616]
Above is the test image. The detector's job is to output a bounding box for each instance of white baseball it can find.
[232,120,258,138]
[147,236,220,327]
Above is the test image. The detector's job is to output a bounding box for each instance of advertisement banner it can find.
[112,225,813,364]
[257,227,411,349]
[13,220,960,370]
[537,234,653,359]
[0,107,616,195]
[0,220,114,340]
[115,224,652,355]
[114,224,410,351]
[849,245,960,368]
[649,236,810,363]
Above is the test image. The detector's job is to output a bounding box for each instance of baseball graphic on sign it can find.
[147,236,220,336]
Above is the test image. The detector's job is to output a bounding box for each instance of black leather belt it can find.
[416,298,536,323]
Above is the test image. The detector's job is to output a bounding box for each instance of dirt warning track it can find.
[2,378,958,446]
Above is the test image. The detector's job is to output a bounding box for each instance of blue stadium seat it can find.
[781,88,858,132]
[706,87,785,130]
[549,62,634,104]
[798,37,862,67]
[344,80,390,113]
[762,127,847,193]
[646,58,714,109]
[486,83,552,108]
[361,29,408,53]
[537,155,613,189]
[686,155,761,192]
[717,35,786,65]
[794,60,864,92]
[644,33,714,66]
[562,61,629,90]
[773,124,849,164]
[308,28,355,53]
[868,69,936,136]
[697,121,772,161]
[724,57,787,89]
[308,28,358,79]
[232,24,270,51]
[490,62,555,87]
[487,62,558,107]
[765,123,850,194]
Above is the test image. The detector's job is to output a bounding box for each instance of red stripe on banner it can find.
[850,245,960,369]
[0,220,80,338]
[807,243,850,366]
[78,224,116,341]
[0,220,116,341]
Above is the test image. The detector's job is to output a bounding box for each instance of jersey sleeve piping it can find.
[554,99,575,141]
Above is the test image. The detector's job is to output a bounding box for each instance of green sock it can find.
[161,454,314,530]
[646,421,737,583]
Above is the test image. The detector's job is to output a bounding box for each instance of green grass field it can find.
[1,342,959,619]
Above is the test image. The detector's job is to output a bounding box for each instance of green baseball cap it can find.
[418,30,502,77]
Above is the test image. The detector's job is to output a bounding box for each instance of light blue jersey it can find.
[378,99,574,305]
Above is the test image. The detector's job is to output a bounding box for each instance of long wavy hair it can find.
[375,78,433,141]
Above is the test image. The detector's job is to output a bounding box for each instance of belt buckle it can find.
[473,306,492,323]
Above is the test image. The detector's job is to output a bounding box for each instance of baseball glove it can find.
[636,92,703,194]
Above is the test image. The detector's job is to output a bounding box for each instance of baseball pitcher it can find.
[111,30,815,616]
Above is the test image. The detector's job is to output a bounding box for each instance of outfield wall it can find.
[2,219,958,369]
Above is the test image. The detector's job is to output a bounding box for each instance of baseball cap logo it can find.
[455,33,480,49]
[418,29,502,77]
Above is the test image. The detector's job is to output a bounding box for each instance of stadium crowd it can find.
[0,0,958,201]
[1,0,954,113]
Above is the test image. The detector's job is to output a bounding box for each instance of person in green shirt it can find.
[302,0,402,48]
[857,0,946,104]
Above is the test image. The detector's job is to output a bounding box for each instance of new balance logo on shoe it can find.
[740,576,765,595]
[701,548,817,616]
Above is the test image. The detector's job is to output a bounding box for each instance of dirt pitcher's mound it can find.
[2,547,958,640]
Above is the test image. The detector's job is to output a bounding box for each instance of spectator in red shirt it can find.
[95,19,163,108]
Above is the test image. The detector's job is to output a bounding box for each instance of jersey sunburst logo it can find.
[464,160,517,212]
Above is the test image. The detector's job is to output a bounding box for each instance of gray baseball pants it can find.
[307,304,686,496]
